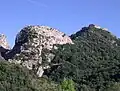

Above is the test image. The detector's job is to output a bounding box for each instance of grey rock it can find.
[0,45,10,60]
[0,34,10,49]
[6,25,73,77]
[0,34,10,60]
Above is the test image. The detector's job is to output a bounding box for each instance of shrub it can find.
[0,61,57,91]
[104,83,120,91]
[59,78,76,91]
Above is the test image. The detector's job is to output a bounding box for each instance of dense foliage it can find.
[46,27,120,91]
[59,79,76,91]
[103,82,120,91]
[0,61,58,91]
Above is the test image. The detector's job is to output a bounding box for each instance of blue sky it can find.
[0,0,120,47]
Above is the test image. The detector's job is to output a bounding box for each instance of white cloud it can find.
[26,0,47,7]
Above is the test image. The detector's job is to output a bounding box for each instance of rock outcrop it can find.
[0,34,10,49]
[0,34,10,60]
[6,25,73,77]
[88,24,108,31]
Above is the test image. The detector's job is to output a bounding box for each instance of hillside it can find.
[0,24,120,91]
[46,24,120,91]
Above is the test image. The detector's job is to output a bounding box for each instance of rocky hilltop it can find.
[0,24,110,77]
[3,25,73,77]
[47,24,120,91]
[1,24,120,91]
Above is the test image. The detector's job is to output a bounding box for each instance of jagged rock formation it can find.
[6,25,73,77]
[0,34,10,60]
[0,34,10,49]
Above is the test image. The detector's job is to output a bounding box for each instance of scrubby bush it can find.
[104,82,120,91]
[0,61,57,91]
[59,78,76,91]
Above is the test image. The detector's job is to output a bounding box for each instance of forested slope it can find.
[46,25,120,91]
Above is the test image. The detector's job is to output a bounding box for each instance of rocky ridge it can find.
[0,24,120,91]
[0,24,109,77]
[4,25,73,77]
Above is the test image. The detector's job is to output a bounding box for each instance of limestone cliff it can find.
[6,25,73,77]
[0,34,10,60]
[0,34,10,49]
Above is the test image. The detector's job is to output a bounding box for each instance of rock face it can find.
[88,24,108,31]
[6,25,73,77]
[0,34,10,60]
[0,34,10,49]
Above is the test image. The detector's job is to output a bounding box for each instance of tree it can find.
[59,78,76,91]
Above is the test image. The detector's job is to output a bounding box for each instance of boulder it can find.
[6,25,73,77]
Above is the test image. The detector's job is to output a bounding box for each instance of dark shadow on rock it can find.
[0,46,10,60]
[3,44,21,60]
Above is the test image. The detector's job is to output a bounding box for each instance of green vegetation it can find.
[46,27,120,91]
[1,26,120,91]
[59,79,76,91]
[104,83,120,91]
[0,61,58,91]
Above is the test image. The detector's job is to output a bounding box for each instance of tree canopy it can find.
[46,27,120,91]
